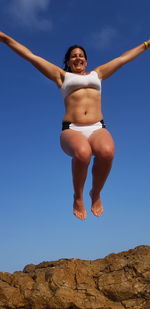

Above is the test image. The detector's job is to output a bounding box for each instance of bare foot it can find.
[89,190,104,217]
[73,196,87,220]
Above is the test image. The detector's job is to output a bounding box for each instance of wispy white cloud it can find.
[87,26,119,50]
[8,0,52,31]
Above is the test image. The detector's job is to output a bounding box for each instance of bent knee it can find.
[74,147,92,164]
[97,145,115,161]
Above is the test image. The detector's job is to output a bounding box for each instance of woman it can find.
[0,32,149,220]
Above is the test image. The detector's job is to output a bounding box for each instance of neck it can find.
[72,70,86,75]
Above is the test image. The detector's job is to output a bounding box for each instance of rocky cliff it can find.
[0,245,150,309]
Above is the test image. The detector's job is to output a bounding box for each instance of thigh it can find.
[60,129,92,157]
[89,128,115,156]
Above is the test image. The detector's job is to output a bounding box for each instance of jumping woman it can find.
[0,31,149,220]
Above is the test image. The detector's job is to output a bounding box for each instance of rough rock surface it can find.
[0,245,150,309]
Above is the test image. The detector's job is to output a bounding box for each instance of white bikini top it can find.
[61,71,101,98]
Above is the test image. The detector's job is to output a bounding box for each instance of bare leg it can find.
[60,130,92,220]
[72,157,89,220]
[89,129,115,217]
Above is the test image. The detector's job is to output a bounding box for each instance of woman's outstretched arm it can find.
[95,40,150,80]
[0,32,64,86]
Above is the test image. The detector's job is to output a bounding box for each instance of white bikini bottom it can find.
[62,120,106,138]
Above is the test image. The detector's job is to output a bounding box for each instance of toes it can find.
[73,198,87,220]
[91,207,103,217]
[90,193,104,217]
[73,209,87,220]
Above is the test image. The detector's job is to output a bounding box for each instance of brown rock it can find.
[0,246,150,309]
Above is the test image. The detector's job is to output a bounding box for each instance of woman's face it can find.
[67,48,87,74]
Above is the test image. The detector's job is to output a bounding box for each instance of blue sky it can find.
[0,0,150,273]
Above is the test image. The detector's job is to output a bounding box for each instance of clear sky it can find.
[0,0,150,273]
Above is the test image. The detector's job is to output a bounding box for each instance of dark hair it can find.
[63,45,87,72]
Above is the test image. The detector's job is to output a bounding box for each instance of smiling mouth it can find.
[74,61,83,66]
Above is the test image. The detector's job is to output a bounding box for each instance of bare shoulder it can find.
[93,68,103,80]
[31,54,66,86]
[94,57,122,80]
[56,67,66,87]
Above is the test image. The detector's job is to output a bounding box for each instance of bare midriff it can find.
[63,88,103,125]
